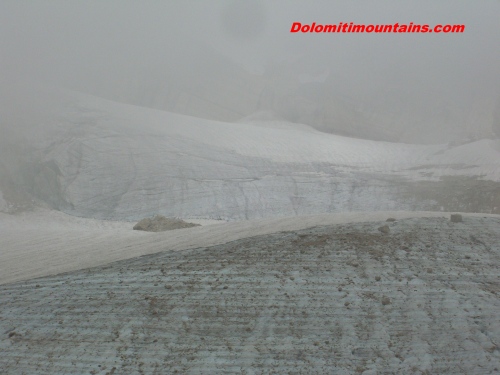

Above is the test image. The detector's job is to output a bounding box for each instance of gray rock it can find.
[378,225,390,234]
[386,218,396,222]
[133,215,200,232]
[450,214,463,223]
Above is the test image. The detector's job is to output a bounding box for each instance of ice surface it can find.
[2,89,498,221]
[1,215,500,373]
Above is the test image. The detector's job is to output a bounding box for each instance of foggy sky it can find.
[1,1,499,119]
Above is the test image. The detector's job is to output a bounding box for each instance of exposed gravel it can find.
[1,217,499,374]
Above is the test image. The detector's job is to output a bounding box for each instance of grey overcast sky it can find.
[1,1,499,106]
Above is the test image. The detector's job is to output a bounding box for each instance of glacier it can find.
[1,88,499,221]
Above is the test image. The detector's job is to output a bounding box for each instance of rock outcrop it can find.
[133,215,200,232]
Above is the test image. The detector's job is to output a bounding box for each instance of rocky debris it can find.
[450,213,463,223]
[378,224,390,234]
[133,215,200,232]
[386,217,396,222]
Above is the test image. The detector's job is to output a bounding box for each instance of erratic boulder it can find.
[378,225,390,234]
[133,215,200,232]
[450,214,463,223]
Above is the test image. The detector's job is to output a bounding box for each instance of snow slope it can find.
[2,88,498,221]
[1,208,499,286]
